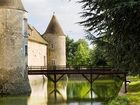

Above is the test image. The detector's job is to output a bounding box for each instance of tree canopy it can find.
[79,0,140,73]
[66,36,90,66]
[73,39,90,66]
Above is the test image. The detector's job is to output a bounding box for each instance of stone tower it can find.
[43,15,66,68]
[0,0,30,95]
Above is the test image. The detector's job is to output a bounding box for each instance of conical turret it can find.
[43,15,66,68]
[44,15,65,36]
[0,0,25,11]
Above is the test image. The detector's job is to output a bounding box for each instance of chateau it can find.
[28,15,66,67]
[0,0,66,95]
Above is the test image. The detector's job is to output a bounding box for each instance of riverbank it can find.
[107,76,140,105]
[127,76,140,105]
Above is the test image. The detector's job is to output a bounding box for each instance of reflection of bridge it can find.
[28,66,128,99]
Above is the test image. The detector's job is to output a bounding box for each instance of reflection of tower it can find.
[43,15,66,68]
[0,0,30,94]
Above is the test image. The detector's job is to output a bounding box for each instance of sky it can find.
[22,0,86,41]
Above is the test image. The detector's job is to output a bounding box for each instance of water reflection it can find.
[0,97,28,105]
[28,75,48,105]
[0,75,123,105]
[69,102,103,105]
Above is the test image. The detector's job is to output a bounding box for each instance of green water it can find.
[0,75,123,105]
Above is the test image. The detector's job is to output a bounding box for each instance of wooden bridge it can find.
[28,66,128,99]
[28,66,127,75]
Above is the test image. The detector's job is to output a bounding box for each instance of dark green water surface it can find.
[0,75,123,105]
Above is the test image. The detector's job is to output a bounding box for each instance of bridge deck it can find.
[28,68,127,75]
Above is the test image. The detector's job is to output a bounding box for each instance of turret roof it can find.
[28,25,48,45]
[0,0,25,11]
[43,15,65,36]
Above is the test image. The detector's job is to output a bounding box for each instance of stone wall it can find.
[0,9,30,95]
[28,41,47,66]
[44,34,66,67]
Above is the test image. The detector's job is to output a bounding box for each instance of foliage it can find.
[79,0,140,73]
[66,36,77,66]
[90,46,109,67]
[107,96,129,105]
[66,36,90,66]
[73,39,90,66]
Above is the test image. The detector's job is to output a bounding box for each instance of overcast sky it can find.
[22,0,86,40]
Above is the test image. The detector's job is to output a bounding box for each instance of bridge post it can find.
[124,73,127,93]
[54,72,57,100]
[90,73,93,98]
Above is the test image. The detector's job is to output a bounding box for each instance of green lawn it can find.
[127,77,140,105]
[107,76,140,105]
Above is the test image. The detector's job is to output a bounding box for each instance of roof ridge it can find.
[28,26,48,45]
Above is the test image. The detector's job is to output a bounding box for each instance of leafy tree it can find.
[79,0,140,73]
[66,36,77,65]
[90,46,108,67]
[73,39,90,66]
[66,37,90,66]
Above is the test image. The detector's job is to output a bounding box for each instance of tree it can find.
[66,37,90,66]
[90,46,108,67]
[73,39,90,66]
[79,0,140,73]
[66,36,77,65]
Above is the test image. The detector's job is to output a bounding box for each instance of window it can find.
[50,44,55,50]
[22,18,28,37]
[24,45,28,56]
[52,59,55,65]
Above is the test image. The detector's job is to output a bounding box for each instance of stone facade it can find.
[44,34,66,67]
[43,15,66,68]
[28,42,47,66]
[28,26,48,67]
[0,8,31,95]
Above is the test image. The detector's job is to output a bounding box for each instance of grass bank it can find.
[127,76,140,105]
[107,76,140,105]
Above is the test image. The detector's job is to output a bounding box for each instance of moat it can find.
[0,75,123,105]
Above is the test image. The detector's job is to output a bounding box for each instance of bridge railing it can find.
[27,65,119,71]
[27,66,48,70]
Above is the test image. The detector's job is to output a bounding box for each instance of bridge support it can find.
[116,74,128,93]
[124,74,127,93]
[46,73,67,100]
[82,74,100,98]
